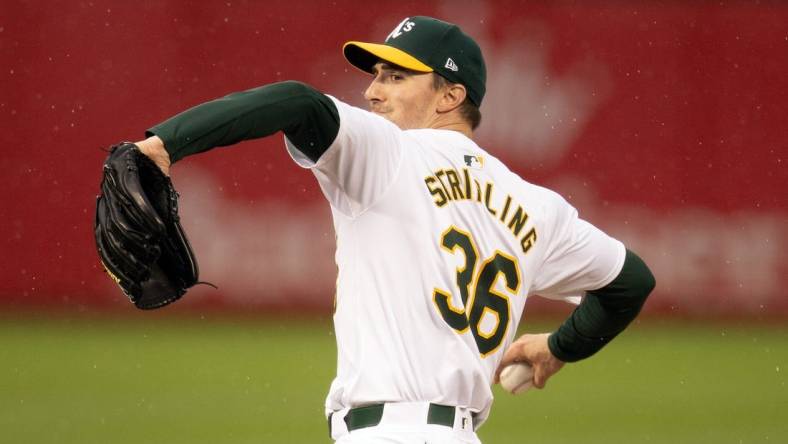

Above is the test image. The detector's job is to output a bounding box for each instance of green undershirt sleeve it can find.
[547,249,656,362]
[145,81,340,164]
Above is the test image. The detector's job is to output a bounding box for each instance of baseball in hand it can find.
[499,362,535,394]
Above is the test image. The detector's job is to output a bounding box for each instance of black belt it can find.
[328,403,474,436]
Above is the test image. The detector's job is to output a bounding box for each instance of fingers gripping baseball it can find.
[496,333,565,389]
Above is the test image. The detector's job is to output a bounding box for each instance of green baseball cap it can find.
[343,16,487,106]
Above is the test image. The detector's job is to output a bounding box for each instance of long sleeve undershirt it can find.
[146,81,339,164]
[548,249,656,362]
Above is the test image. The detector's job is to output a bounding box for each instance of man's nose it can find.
[364,79,383,102]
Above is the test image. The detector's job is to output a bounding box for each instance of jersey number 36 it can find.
[433,226,521,357]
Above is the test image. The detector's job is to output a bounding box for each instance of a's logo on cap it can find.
[386,17,416,41]
[445,57,459,72]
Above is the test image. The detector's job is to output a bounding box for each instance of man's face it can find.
[364,62,443,130]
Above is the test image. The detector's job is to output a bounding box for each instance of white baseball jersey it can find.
[286,96,625,425]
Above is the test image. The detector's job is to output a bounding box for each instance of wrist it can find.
[135,135,165,154]
[547,330,575,363]
[134,136,171,175]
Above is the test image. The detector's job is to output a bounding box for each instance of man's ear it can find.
[437,83,467,113]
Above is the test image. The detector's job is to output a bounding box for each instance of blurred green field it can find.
[2,314,786,444]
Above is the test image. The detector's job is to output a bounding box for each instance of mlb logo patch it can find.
[464,154,484,169]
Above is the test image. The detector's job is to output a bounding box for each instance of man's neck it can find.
[428,115,473,139]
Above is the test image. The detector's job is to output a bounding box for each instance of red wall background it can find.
[1,0,786,315]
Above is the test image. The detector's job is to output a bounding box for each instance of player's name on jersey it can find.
[424,167,537,255]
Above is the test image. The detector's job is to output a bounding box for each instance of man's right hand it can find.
[134,136,171,176]
[494,333,565,389]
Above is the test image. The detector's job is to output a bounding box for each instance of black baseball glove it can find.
[94,142,199,309]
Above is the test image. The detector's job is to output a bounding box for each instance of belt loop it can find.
[329,407,351,440]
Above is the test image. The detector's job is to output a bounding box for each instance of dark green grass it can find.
[1,315,786,443]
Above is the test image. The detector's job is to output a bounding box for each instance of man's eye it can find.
[390,73,403,81]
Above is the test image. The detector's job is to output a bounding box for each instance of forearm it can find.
[145,81,339,163]
[547,249,656,362]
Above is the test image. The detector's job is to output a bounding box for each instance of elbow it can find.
[637,264,656,301]
[627,249,656,301]
[631,264,654,317]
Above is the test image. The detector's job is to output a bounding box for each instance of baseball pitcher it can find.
[98,16,655,443]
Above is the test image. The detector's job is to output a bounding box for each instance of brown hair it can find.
[432,74,482,130]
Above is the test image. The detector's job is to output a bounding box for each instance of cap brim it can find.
[343,41,433,74]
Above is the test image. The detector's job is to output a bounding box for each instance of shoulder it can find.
[479,153,576,225]
[473,149,570,208]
